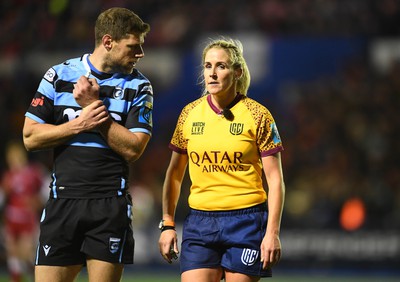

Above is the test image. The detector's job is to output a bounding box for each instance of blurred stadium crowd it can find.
[2,0,400,53]
[0,0,400,266]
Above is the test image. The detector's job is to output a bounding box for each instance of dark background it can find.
[0,0,399,275]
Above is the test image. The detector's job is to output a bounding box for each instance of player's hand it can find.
[77,100,110,131]
[260,233,282,269]
[159,230,179,264]
[73,75,100,108]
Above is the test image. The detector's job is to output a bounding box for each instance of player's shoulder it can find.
[52,55,84,72]
[182,95,206,113]
[44,55,85,83]
[241,95,270,114]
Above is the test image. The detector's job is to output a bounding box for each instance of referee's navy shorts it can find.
[35,194,134,266]
[180,202,272,277]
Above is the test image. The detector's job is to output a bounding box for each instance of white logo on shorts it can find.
[43,245,51,256]
[241,248,259,266]
[109,237,121,254]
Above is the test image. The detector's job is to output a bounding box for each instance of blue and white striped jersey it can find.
[25,54,153,198]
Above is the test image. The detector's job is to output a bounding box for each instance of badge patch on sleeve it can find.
[139,101,153,126]
[44,68,56,83]
[270,122,281,144]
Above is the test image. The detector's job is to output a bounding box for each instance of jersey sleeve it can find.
[25,67,57,124]
[169,106,188,154]
[126,82,153,136]
[257,108,284,157]
[168,97,203,154]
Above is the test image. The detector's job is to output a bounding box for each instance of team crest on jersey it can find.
[113,87,124,100]
[241,248,259,266]
[109,237,121,254]
[191,122,205,135]
[229,123,244,135]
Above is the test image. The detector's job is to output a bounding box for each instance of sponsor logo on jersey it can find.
[44,68,56,82]
[63,108,82,121]
[189,151,245,172]
[191,122,205,135]
[63,108,123,123]
[241,248,259,266]
[31,96,44,107]
[109,237,121,254]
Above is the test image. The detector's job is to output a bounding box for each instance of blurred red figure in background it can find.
[0,141,46,282]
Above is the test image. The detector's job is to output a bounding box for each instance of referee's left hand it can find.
[260,233,282,269]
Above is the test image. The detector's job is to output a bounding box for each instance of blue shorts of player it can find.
[35,194,134,265]
[180,202,272,277]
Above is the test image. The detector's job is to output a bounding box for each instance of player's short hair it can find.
[95,7,150,46]
[200,37,251,96]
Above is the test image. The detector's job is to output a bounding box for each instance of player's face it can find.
[108,33,145,74]
[204,48,236,97]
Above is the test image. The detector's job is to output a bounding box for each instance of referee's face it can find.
[204,48,236,97]
[108,33,145,74]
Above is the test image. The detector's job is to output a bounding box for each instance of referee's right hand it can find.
[159,230,179,264]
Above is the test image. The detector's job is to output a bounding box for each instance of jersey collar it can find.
[207,93,243,114]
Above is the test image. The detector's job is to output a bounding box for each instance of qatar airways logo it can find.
[189,150,245,172]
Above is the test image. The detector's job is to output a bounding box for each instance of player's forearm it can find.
[162,180,181,220]
[162,154,187,220]
[23,118,83,151]
[262,153,285,235]
[98,119,150,163]
[266,181,285,236]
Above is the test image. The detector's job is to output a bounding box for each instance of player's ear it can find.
[234,68,243,80]
[102,34,113,51]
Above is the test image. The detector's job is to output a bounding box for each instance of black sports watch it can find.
[159,219,175,232]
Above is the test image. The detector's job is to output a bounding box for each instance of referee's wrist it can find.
[159,219,176,232]
[160,225,176,232]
